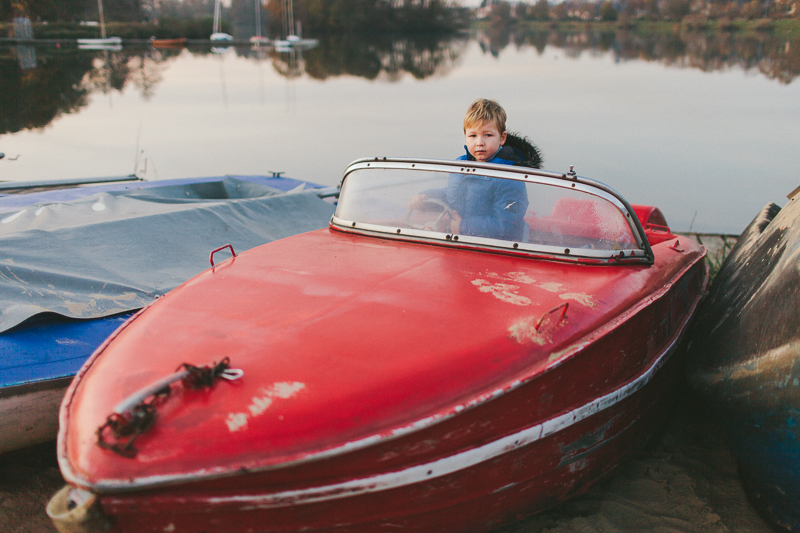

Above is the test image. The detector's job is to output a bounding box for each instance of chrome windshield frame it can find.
[331,158,655,265]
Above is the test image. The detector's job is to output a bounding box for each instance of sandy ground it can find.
[0,382,775,533]
[496,385,774,533]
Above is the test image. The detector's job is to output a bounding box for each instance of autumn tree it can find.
[484,0,512,25]
[740,0,763,19]
[531,0,550,20]
[663,0,690,20]
[600,0,617,20]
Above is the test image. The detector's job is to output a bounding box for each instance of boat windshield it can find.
[333,160,650,263]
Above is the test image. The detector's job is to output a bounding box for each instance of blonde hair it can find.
[464,98,507,134]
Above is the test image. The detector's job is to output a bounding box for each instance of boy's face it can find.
[465,121,507,162]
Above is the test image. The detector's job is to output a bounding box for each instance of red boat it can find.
[48,159,707,533]
[149,37,187,48]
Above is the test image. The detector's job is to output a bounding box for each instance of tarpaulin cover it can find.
[0,178,336,334]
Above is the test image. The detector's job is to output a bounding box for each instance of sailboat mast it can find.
[97,0,106,39]
[287,0,294,37]
[213,0,222,34]
[254,0,262,38]
[281,0,295,38]
[281,0,288,39]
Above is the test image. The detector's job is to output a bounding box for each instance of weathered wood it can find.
[0,378,72,454]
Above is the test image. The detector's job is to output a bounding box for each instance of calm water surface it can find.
[1,32,798,234]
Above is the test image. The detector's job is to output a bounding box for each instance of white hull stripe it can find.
[190,335,681,510]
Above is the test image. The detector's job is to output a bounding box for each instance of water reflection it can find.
[299,34,468,81]
[0,29,796,136]
[0,34,468,135]
[0,50,92,135]
[13,45,36,70]
[484,27,800,85]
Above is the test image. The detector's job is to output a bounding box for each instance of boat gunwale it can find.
[0,375,73,399]
[57,243,706,493]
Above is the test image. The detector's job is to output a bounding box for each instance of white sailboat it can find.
[78,0,122,50]
[273,0,317,51]
[210,0,233,41]
[250,0,270,45]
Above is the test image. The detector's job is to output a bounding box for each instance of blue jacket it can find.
[428,146,529,241]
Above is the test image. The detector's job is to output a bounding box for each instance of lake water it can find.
[1,30,799,234]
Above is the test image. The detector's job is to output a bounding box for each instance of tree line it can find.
[482,0,798,24]
[264,0,465,34]
[2,0,468,33]
[1,0,145,22]
[3,0,794,37]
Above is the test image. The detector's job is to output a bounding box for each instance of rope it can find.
[96,358,231,457]
[179,357,230,389]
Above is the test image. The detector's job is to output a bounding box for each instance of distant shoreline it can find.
[482,18,800,39]
[1,18,798,41]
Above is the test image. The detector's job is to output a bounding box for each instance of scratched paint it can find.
[484,271,537,285]
[548,340,594,363]
[559,292,597,308]
[471,279,532,306]
[475,272,596,309]
[539,282,563,293]
[226,382,306,432]
[568,458,588,472]
[508,317,549,346]
[557,418,615,467]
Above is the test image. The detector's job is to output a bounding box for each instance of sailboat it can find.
[210,0,233,41]
[273,0,317,51]
[77,0,122,49]
[250,0,270,45]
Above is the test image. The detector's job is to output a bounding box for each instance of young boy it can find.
[412,99,534,241]
[461,98,511,163]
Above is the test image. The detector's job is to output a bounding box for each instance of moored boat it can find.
[49,158,707,532]
[0,174,335,455]
[78,0,121,50]
[685,186,800,532]
[273,34,318,51]
[0,314,132,454]
[149,37,187,48]
[210,0,232,42]
[77,37,122,51]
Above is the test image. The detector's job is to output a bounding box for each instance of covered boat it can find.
[49,159,707,532]
[0,175,335,454]
[685,187,800,532]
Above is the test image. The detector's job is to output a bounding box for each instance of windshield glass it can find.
[334,165,642,259]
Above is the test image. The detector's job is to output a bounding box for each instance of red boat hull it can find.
[54,224,706,532]
[99,352,681,533]
[150,38,187,48]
